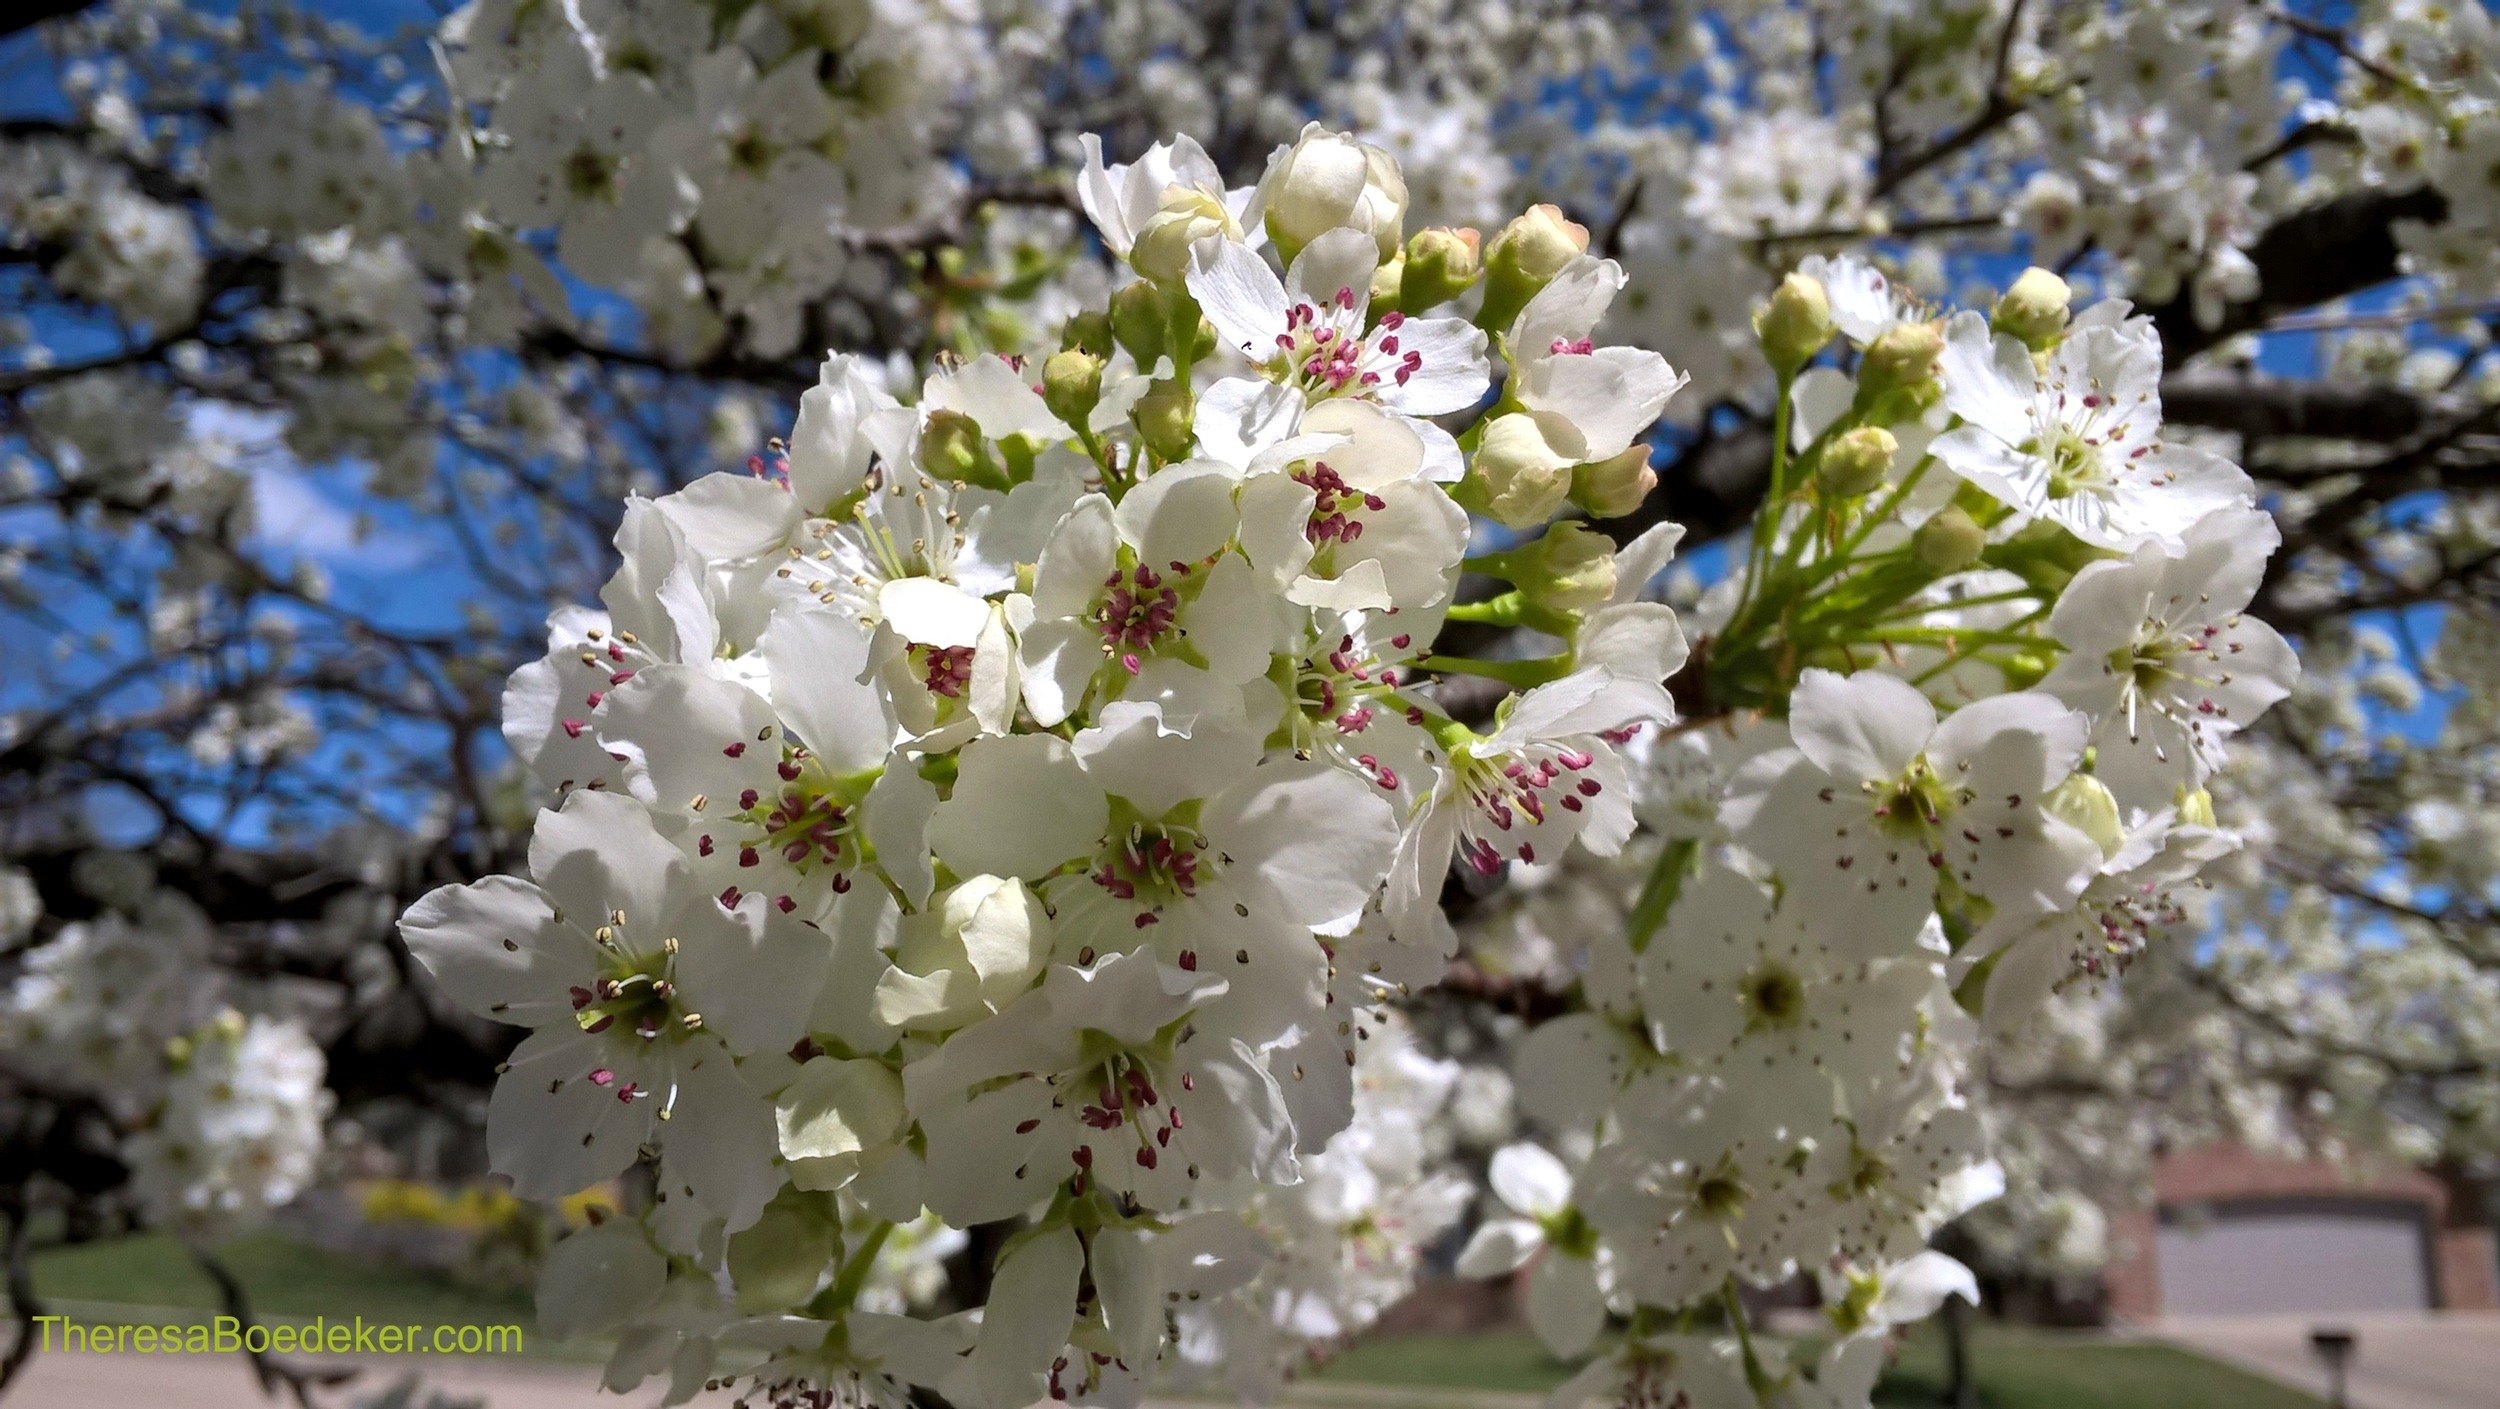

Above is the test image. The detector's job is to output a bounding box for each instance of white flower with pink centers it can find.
[925,702,1399,963]
[1725,668,2103,950]
[2039,505,2299,812]
[1012,467,1300,727]
[1187,228,1489,430]
[899,949,1295,1223]
[399,789,819,1230]
[1932,306,2253,549]
[589,603,935,917]
[1507,255,1688,462]
[1386,670,1671,945]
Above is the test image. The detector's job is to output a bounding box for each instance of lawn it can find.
[25,1235,2326,1407]
[1312,1322,2325,1408]
[27,1230,546,1347]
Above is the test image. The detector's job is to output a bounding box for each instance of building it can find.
[2105,1145,2500,1320]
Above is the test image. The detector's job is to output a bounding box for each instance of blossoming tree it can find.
[0,1,2494,1406]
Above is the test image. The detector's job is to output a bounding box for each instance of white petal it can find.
[529,789,688,939]
[967,1225,1082,1409]
[927,733,1106,880]
[659,1040,781,1232]
[1526,1252,1607,1359]
[1455,1218,1544,1277]
[657,471,798,563]
[1186,238,1289,357]
[1490,1142,1575,1217]
[399,875,591,1026]
[759,605,893,774]
[537,1221,666,1341]
[1200,755,1398,930]
[1787,667,1935,783]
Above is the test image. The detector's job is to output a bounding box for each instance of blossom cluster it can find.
[0,881,334,1236]
[390,115,2297,1405]
[402,126,1686,1408]
[1440,261,2296,1403]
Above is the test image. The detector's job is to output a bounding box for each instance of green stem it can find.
[1417,653,1570,690]
[1722,1278,1776,1404]
[821,1220,894,1315]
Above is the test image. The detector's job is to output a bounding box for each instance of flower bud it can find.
[1062,309,1113,358]
[1130,189,1233,282]
[1912,507,1987,574]
[1134,379,1195,460]
[1477,205,1588,333]
[1814,426,1897,500]
[1041,349,1102,426]
[1110,281,1166,366]
[1497,520,1618,615]
[1753,272,1833,375]
[1467,412,1577,528]
[728,1188,840,1312]
[1572,443,1657,519]
[1369,251,1406,310]
[1992,266,2072,352]
[1858,321,1944,400]
[2046,773,2124,859]
[1400,226,1482,310]
[1259,125,1407,261]
[2175,786,2218,829]
[920,409,992,483]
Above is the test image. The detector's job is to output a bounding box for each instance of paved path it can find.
[0,1351,1556,1409]
[1,1351,617,1408]
[2151,1311,2500,1409]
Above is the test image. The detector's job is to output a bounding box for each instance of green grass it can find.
[28,1231,546,1346]
[1872,1321,2323,1409]
[1312,1321,2324,1408]
[1314,1331,1584,1393]
[23,1238,2328,1406]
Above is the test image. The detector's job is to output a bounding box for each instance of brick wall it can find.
[2100,1145,2498,1321]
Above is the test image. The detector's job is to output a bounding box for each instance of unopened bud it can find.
[1110,281,1166,366]
[1572,443,1657,519]
[1130,190,1234,282]
[1754,272,1834,375]
[2045,773,2123,859]
[1369,252,1406,310]
[1478,205,1589,333]
[921,409,991,483]
[1992,267,2072,352]
[1466,412,1577,528]
[1062,310,1113,358]
[2175,786,2218,829]
[1260,125,1407,262]
[1814,426,1897,500]
[1500,520,1618,615]
[1401,226,1482,310]
[1912,507,1987,573]
[1859,321,1944,399]
[1042,350,1102,425]
[1134,380,1195,460]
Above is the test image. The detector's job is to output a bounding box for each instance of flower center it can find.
[1454,743,1604,872]
[1293,460,1386,545]
[2034,425,2109,500]
[1090,821,1210,927]
[919,644,975,699]
[562,146,620,202]
[569,933,696,1054]
[1095,562,1187,674]
[1271,297,1422,398]
[1741,960,1805,1030]
[1689,1155,1751,1221]
[698,756,870,902]
[1864,758,1960,842]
